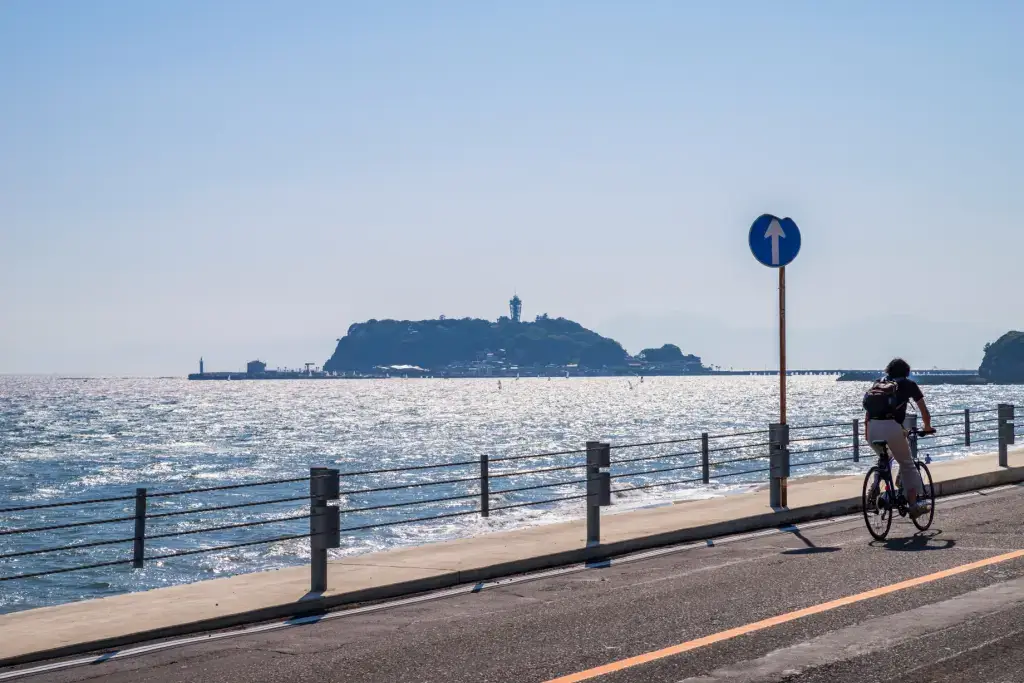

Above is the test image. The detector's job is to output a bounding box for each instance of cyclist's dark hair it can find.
[885,358,911,379]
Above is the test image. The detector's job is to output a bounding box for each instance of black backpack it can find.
[862,378,906,419]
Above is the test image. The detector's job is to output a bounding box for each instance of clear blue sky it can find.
[1,1,1021,374]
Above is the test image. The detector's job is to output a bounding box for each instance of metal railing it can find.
[1,403,1018,594]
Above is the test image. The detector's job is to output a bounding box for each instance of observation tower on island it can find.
[509,294,522,323]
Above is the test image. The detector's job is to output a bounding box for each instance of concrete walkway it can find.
[2,450,1022,666]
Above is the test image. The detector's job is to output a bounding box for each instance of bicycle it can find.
[861,427,936,541]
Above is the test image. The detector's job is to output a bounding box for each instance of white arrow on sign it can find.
[764,218,786,266]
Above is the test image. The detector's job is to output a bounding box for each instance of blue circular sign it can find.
[749,214,801,268]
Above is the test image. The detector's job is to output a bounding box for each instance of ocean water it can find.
[1,375,1021,614]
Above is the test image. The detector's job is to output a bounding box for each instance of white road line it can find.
[1,483,1018,681]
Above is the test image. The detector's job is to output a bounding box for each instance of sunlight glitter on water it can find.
[1,375,1021,613]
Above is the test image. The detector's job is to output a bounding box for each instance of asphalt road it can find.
[6,483,1024,683]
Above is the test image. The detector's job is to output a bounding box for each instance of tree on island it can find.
[636,343,704,367]
[637,344,684,363]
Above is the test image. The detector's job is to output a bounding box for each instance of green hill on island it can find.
[323,316,704,373]
[979,331,1024,383]
[636,343,700,365]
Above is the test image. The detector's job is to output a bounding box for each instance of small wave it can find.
[83,581,112,589]
[74,433,116,441]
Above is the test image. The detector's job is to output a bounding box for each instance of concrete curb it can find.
[4,465,1023,668]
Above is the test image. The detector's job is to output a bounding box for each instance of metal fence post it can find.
[852,419,860,463]
[998,404,1015,467]
[480,453,490,518]
[964,408,971,447]
[906,414,918,461]
[585,441,610,547]
[769,424,790,509]
[701,432,710,484]
[599,443,611,509]
[132,487,147,569]
[310,467,341,593]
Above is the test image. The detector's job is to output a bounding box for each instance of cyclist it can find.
[863,358,936,519]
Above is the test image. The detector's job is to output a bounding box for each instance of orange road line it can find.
[544,548,1024,682]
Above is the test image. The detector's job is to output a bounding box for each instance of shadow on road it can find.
[781,547,842,555]
[780,527,842,556]
[873,530,956,552]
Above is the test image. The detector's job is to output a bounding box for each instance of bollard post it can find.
[309,467,341,593]
[907,415,919,461]
[585,441,611,547]
[769,424,790,509]
[310,499,329,593]
[133,488,147,569]
[852,419,860,463]
[998,404,1015,467]
[480,453,490,518]
[964,408,971,447]
[586,441,599,546]
[701,432,710,484]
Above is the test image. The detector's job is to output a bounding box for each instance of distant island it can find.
[187,294,1024,384]
[191,295,710,380]
[323,298,707,377]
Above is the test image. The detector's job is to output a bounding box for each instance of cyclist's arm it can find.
[915,397,933,431]
[864,411,871,442]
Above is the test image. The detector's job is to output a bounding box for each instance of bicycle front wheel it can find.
[912,461,935,531]
[863,466,892,541]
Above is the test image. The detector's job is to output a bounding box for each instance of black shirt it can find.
[889,377,924,425]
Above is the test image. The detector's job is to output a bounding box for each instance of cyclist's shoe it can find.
[866,486,879,508]
[909,500,931,519]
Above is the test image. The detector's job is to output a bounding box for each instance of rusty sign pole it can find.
[749,214,801,510]
[778,265,787,506]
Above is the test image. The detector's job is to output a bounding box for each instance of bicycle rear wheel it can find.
[863,467,892,541]
[912,461,935,531]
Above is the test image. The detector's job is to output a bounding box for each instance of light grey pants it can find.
[868,419,923,498]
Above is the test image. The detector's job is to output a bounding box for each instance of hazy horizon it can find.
[2,1,1022,375]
